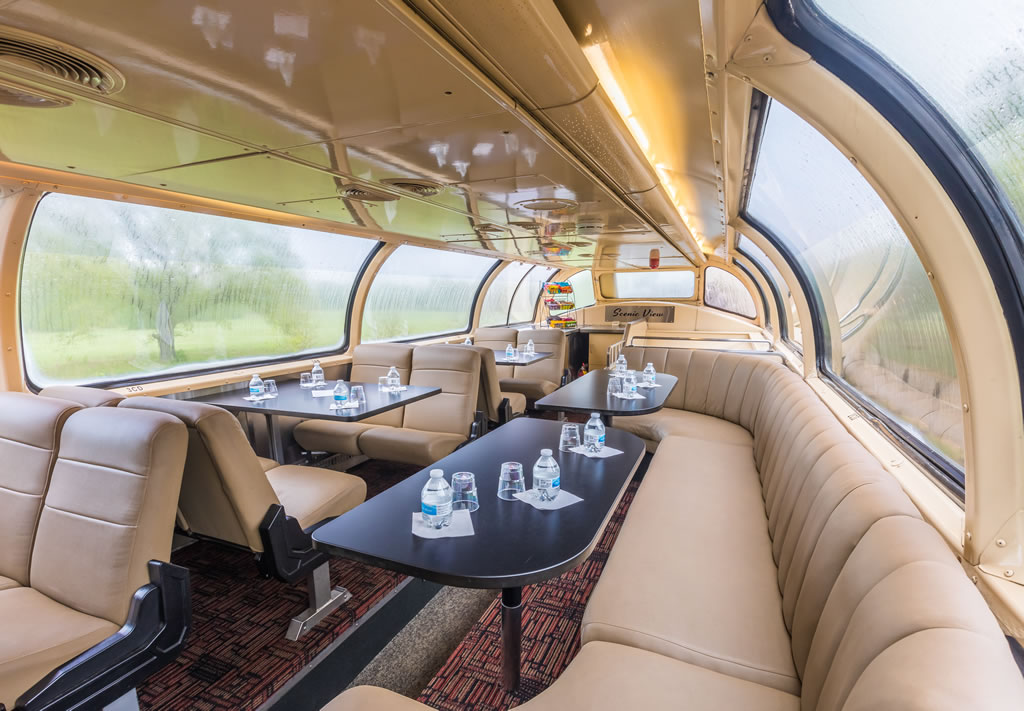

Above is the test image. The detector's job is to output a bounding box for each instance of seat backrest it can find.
[350,343,415,427]
[119,396,279,552]
[514,327,566,384]
[37,385,124,408]
[30,407,186,625]
[474,327,519,378]
[449,344,503,421]
[403,345,481,437]
[0,393,80,587]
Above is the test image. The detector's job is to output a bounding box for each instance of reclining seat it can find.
[119,396,366,640]
[472,326,519,379]
[293,344,414,456]
[358,345,482,466]
[500,327,568,402]
[452,344,526,426]
[0,393,81,594]
[36,385,124,408]
[0,406,189,711]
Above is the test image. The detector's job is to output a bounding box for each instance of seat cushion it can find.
[358,427,466,467]
[500,391,527,415]
[265,465,367,529]
[582,434,800,694]
[256,456,279,472]
[293,420,383,455]
[0,577,18,592]
[0,587,119,709]
[499,377,558,401]
[323,642,799,711]
[611,408,753,449]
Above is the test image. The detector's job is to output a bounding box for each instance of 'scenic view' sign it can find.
[605,305,675,322]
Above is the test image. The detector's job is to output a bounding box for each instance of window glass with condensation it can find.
[567,270,596,309]
[609,270,696,299]
[703,267,756,318]
[815,0,1024,230]
[362,245,496,342]
[509,266,557,324]
[748,99,963,466]
[21,193,378,385]
[480,262,533,327]
[737,234,802,346]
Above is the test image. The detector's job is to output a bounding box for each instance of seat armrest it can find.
[498,397,513,425]
[257,504,329,584]
[470,410,487,439]
[561,368,571,386]
[12,561,191,711]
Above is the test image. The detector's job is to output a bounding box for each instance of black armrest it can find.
[561,368,571,386]
[498,397,513,425]
[257,504,328,584]
[13,560,191,711]
[468,410,487,440]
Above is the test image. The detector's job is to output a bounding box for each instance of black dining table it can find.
[534,368,678,425]
[177,379,440,462]
[489,349,552,366]
[311,417,645,690]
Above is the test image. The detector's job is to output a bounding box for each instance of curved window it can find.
[735,260,770,330]
[812,0,1024,228]
[509,266,557,324]
[480,262,533,327]
[738,234,802,348]
[567,270,596,309]
[601,270,696,299]
[362,245,496,342]
[748,99,963,467]
[21,193,377,386]
[703,267,756,318]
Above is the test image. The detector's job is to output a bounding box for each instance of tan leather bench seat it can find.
[357,427,467,467]
[611,408,752,451]
[0,576,18,592]
[266,464,368,529]
[36,384,124,408]
[499,327,566,402]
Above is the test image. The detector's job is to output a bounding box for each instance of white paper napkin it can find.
[514,488,583,510]
[411,509,475,539]
[636,382,662,389]
[569,445,624,459]
[311,389,333,398]
[611,391,646,400]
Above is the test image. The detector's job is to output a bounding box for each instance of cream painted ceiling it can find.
[0,0,721,269]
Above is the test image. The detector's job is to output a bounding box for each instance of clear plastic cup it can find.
[451,472,479,512]
[349,385,366,408]
[263,379,278,399]
[607,375,622,397]
[498,462,526,501]
[378,375,390,392]
[559,423,581,451]
[300,372,313,388]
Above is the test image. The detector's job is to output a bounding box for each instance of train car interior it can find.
[1,1,1024,709]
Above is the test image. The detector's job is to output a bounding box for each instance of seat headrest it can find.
[0,392,81,449]
[56,406,185,476]
[353,343,415,368]
[119,395,233,428]
[518,327,564,345]
[413,344,479,372]
[37,385,124,408]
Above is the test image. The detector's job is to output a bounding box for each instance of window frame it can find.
[741,92,965,495]
[734,260,770,332]
[507,265,557,326]
[701,265,758,320]
[19,192,384,391]
[737,244,786,336]
[479,261,533,328]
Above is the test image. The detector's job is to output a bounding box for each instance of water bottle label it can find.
[250,387,260,396]
[599,435,605,445]
[551,477,560,488]
[335,395,347,402]
[422,501,451,516]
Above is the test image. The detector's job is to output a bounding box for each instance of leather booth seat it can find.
[499,327,567,402]
[0,399,187,708]
[472,327,519,379]
[37,384,124,408]
[322,349,1024,710]
[450,344,526,424]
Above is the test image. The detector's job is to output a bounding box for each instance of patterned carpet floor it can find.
[415,479,639,710]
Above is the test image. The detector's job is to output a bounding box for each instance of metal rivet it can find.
[966,531,973,540]
[1005,569,1015,577]
[762,55,772,63]
[997,539,1007,547]
[926,271,934,279]
[963,403,970,412]
[972,575,979,583]
[744,34,753,42]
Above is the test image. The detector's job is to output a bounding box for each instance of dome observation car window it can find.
[703,267,756,318]
[361,245,497,342]
[737,234,802,348]
[567,270,596,309]
[20,193,378,386]
[747,99,964,469]
[480,261,533,327]
[509,266,557,324]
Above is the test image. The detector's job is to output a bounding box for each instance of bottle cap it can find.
[540,448,553,456]
[591,412,601,418]
[429,469,444,478]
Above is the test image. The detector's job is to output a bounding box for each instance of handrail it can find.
[628,335,773,349]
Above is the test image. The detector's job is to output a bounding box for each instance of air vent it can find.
[381,178,445,197]
[475,223,506,233]
[0,77,70,107]
[0,26,124,95]
[509,220,543,231]
[338,184,399,202]
[516,197,579,212]
[576,222,604,236]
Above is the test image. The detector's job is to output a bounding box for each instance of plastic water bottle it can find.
[505,343,516,361]
[249,374,264,399]
[623,370,638,396]
[421,469,453,528]
[584,413,606,453]
[532,449,560,501]
[615,353,627,374]
[386,366,400,390]
[332,380,348,408]
[463,337,472,345]
[643,362,657,385]
[311,359,325,385]
[526,338,535,355]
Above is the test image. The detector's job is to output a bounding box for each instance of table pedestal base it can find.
[501,586,522,690]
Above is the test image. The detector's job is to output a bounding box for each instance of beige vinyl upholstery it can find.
[36,385,124,408]
[119,397,366,551]
[473,326,519,379]
[324,349,1024,711]
[451,344,526,421]
[0,393,80,590]
[499,327,566,401]
[0,406,187,708]
[294,343,414,454]
[359,345,480,466]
